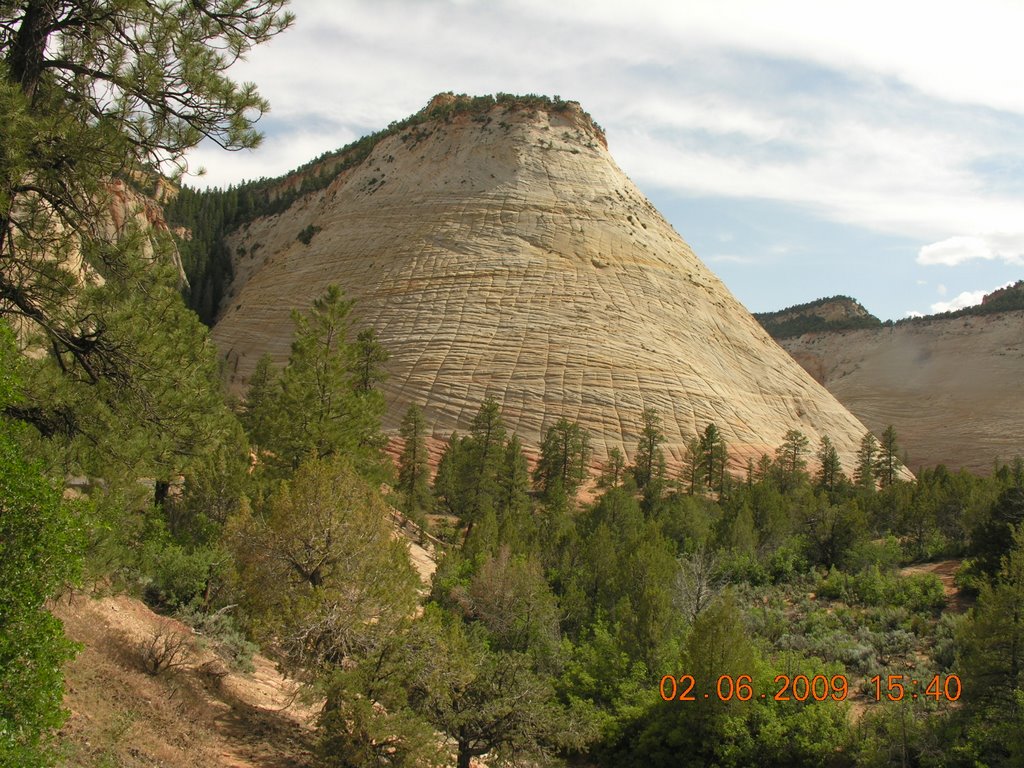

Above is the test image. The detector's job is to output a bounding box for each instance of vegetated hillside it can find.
[767,286,1024,472]
[205,93,887,478]
[754,296,883,340]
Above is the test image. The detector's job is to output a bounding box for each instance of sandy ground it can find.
[53,593,321,767]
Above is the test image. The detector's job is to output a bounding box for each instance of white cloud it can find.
[930,290,987,313]
[183,0,1024,259]
[904,310,924,318]
[917,234,1024,267]
[929,281,1015,313]
[936,284,947,296]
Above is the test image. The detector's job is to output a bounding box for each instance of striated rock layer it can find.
[211,96,879,475]
[778,312,1024,473]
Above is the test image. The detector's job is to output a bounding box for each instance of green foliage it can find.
[817,566,946,614]
[0,325,82,768]
[534,417,591,502]
[296,223,321,245]
[698,423,729,499]
[632,408,667,498]
[0,0,292,425]
[403,607,588,768]
[241,285,389,480]
[227,454,419,672]
[140,533,224,611]
[396,403,432,526]
[968,486,1024,579]
[176,604,258,673]
[855,432,879,491]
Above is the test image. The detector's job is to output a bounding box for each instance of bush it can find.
[176,605,258,672]
[296,224,321,245]
[0,325,83,768]
[140,539,223,610]
[140,621,193,675]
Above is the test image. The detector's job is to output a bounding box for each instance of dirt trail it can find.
[54,593,320,767]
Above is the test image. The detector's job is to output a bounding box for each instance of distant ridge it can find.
[754,296,882,339]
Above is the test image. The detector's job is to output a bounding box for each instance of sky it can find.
[186,0,1024,321]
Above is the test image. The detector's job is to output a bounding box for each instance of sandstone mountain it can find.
[755,296,883,340]
[210,94,880,475]
[771,305,1024,474]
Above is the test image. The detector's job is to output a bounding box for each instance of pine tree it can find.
[533,417,590,501]
[496,435,532,552]
[775,428,810,491]
[0,0,292,448]
[815,435,844,493]
[876,424,900,488]
[272,285,387,478]
[457,398,507,541]
[632,408,666,492]
[699,423,728,498]
[855,432,879,491]
[681,436,703,496]
[397,404,431,527]
[241,353,277,449]
[597,447,626,490]
[348,327,389,395]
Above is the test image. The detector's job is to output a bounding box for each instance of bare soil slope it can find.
[779,311,1024,472]
[54,594,320,767]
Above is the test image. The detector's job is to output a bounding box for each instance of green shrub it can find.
[140,539,223,610]
[296,224,321,245]
[176,605,258,672]
[0,325,83,767]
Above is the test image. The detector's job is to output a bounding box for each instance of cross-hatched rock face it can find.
[212,99,876,475]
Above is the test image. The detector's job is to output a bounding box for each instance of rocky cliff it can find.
[776,310,1024,473]
[210,95,880,475]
